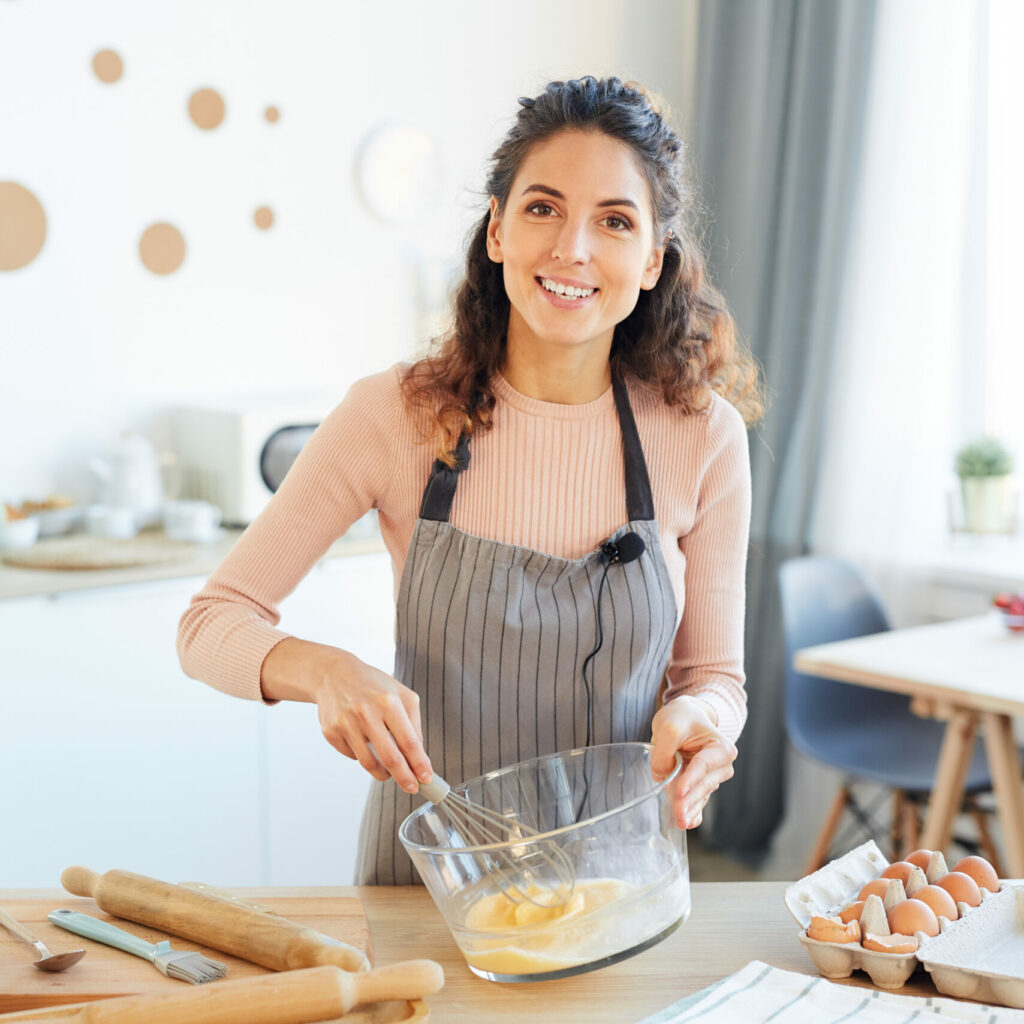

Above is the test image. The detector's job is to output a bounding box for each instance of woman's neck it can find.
[502,331,613,404]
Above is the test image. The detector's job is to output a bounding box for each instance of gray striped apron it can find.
[354,375,678,884]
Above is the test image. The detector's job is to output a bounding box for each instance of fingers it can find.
[649,695,713,779]
[349,736,391,783]
[650,698,737,831]
[650,742,679,782]
[671,746,735,830]
[399,688,427,751]
[365,700,433,793]
[318,672,432,792]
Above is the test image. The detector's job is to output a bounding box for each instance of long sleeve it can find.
[662,395,751,742]
[176,369,404,701]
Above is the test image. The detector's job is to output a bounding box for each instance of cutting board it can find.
[0,894,402,1018]
[1,535,197,571]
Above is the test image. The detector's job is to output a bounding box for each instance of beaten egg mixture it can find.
[460,877,635,974]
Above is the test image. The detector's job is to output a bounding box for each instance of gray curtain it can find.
[691,0,878,857]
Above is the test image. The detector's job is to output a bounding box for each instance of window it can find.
[985,0,1024,461]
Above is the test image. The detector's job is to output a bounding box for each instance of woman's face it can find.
[486,130,665,362]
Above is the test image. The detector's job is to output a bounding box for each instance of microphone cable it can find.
[580,532,647,748]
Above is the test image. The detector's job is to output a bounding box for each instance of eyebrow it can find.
[520,183,640,212]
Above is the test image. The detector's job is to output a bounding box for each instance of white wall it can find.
[0,0,699,503]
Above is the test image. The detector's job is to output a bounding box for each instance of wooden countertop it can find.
[0,882,981,1021]
[356,883,947,1022]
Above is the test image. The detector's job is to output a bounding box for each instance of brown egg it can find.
[858,878,891,902]
[912,884,958,921]
[863,932,920,955]
[807,915,861,944]
[952,855,1000,893]
[905,848,933,870]
[887,898,940,937]
[936,871,982,907]
[880,861,916,884]
[838,900,864,924]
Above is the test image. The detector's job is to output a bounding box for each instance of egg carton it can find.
[784,841,1024,1007]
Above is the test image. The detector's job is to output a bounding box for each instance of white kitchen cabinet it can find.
[265,554,395,885]
[0,551,394,888]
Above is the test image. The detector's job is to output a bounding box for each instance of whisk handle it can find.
[418,775,451,804]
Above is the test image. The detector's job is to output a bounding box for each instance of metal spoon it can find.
[0,905,86,971]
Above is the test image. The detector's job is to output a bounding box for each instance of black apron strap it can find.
[418,431,471,522]
[612,373,655,522]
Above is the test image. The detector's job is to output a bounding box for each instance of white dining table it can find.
[795,613,1024,875]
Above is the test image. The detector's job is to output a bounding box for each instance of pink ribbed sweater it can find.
[177,366,752,742]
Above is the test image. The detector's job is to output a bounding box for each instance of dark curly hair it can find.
[403,75,764,463]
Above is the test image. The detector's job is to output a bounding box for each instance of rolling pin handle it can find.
[340,959,445,1012]
[61,866,100,896]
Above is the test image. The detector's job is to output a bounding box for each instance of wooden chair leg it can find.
[806,785,849,875]
[891,789,904,861]
[902,798,920,855]
[965,796,1006,879]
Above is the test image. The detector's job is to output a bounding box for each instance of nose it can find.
[550,217,589,264]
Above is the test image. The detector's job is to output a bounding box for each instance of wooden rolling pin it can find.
[0,962,441,1023]
[61,867,374,974]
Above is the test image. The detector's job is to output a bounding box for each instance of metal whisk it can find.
[419,774,576,908]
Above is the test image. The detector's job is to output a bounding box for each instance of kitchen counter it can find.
[0,883,944,1022]
[0,529,385,601]
[357,883,945,1021]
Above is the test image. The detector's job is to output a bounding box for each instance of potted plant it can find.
[955,436,1014,533]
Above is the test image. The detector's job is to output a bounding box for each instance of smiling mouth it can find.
[537,277,597,301]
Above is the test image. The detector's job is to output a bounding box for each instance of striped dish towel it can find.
[639,961,1024,1023]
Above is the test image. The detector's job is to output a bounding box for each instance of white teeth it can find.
[541,278,594,299]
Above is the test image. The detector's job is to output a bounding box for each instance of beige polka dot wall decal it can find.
[254,206,274,230]
[188,88,225,130]
[92,49,124,84]
[139,222,185,275]
[0,182,47,271]
[264,106,280,123]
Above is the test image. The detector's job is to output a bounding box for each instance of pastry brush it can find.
[49,909,227,984]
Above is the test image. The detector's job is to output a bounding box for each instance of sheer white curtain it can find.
[986,2,1024,454]
[808,0,990,624]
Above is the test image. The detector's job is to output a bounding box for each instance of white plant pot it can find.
[960,475,1009,533]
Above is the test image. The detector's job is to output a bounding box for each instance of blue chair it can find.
[779,555,1000,873]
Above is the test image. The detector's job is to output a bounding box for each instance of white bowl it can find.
[0,516,41,550]
[35,505,83,537]
[162,500,222,543]
[85,505,139,540]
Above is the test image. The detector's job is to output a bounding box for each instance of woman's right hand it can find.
[261,638,433,793]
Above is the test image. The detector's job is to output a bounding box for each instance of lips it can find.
[535,276,598,309]
[537,275,597,294]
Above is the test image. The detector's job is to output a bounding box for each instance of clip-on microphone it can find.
[600,531,646,565]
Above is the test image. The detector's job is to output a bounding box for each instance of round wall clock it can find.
[354,121,445,227]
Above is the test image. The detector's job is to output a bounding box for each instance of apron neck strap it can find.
[612,373,655,522]
[419,431,471,522]
[418,373,655,524]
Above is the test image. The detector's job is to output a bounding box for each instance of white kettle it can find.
[90,433,166,528]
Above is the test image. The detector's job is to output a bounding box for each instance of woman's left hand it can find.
[650,696,737,830]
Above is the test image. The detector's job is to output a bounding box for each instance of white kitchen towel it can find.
[639,961,1024,1023]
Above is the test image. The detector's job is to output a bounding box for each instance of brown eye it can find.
[603,215,632,231]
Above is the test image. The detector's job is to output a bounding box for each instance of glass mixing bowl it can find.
[398,742,690,982]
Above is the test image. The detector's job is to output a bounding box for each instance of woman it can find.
[178,76,763,885]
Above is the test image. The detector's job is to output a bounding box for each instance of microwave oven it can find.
[171,396,336,526]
